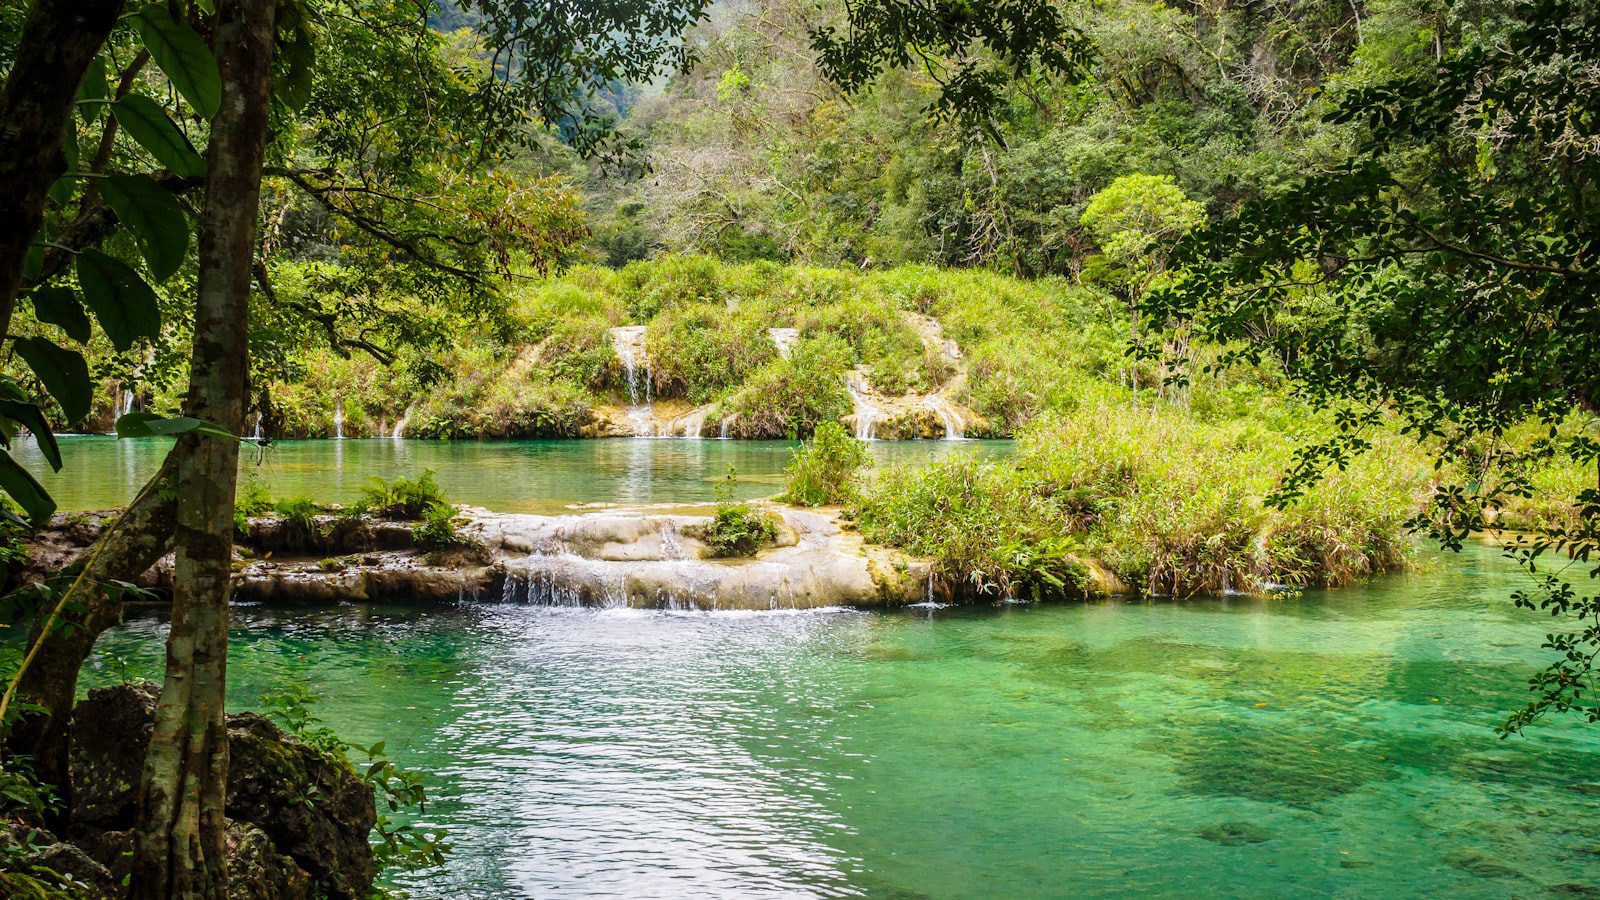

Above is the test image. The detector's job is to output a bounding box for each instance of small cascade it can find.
[611,326,655,436]
[250,412,263,441]
[922,394,966,441]
[845,372,880,441]
[769,327,800,361]
[333,398,345,440]
[502,555,630,608]
[719,417,731,440]
[391,405,414,439]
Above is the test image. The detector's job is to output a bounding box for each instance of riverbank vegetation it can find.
[2,0,1598,893]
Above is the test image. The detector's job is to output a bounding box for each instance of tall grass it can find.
[856,405,1431,599]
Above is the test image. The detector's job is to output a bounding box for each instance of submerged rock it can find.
[1195,821,1273,845]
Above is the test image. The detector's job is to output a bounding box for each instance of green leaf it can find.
[0,400,62,471]
[78,56,108,124]
[76,249,162,350]
[0,449,56,525]
[116,412,237,442]
[13,338,92,425]
[28,286,92,343]
[97,174,189,282]
[276,34,317,112]
[112,95,207,178]
[134,4,221,119]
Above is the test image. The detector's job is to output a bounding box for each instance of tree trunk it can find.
[132,0,274,895]
[0,0,123,331]
[3,452,179,814]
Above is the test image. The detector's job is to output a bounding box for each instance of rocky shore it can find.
[1,683,374,900]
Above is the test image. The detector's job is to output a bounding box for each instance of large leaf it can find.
[98,174,189,282]
[78,56,108,125]
[276,32,317,112]
[0,449,56,525]
[28,286,92,343]
[134,4,221,119]
[13,338,92,425]
[117,412,236,442]
[76,249,162,351]
[112,95,207,178]
[0,399,63,471]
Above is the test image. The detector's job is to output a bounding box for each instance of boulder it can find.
[67,683,376,899]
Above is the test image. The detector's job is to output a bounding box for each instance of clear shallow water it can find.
[79,543,1600,898]
[16,436,1010,513]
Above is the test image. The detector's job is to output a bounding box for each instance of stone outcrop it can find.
[52,682,377,899]
[477,504,932,609]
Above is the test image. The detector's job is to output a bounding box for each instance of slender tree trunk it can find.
[2,453,179,813]
[132,0,274,896]
[0,0,123,330]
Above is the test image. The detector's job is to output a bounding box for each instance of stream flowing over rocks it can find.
[21,498,1125,615]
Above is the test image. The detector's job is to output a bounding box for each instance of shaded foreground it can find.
[77,542,1600,898]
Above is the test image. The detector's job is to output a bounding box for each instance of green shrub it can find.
[717,336,853,438]
[645,301,776,403]
[856,405,1430,599]
[412,502,470,549]
[272,496,323,533]
[360,470,448,520]
[704,467,778,558]
[782,422,871,506]
[855,453,1085,598]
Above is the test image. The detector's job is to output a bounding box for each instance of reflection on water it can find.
[79,544,1600,898]
[17,436,1011,513]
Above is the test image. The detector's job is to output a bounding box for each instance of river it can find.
[26,438,1600,896]
[17,436,1011,512]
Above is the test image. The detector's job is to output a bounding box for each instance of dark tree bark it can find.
[2,452,179,815]
[132,0,275,895]
[0,0,124,332]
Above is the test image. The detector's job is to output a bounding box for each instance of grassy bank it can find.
[850,405,1431,600]
[234,256,1301,441]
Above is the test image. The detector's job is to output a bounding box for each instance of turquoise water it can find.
[80,543,1600,898]
[16,436,1011,513]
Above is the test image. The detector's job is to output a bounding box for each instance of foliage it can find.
[359,470,448,520]
[259,683,449,875]
[232,478,273,536]
[782,422,870,507]
[857,405,1428,599]
[1145,0,1600,732]
[703,466,777,558]
[716,335,853,439]
[855,452,1086,599]
[412,502,471,551]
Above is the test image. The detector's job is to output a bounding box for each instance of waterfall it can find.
[333,398,345,440]
[845,372,879,441]
[611,326,655,436]
[391,405,414,439]
[719,417,731,440]
[769,327,799,361]
[923,394,965,441]
[112,387,134,426]
[250,412,263,441]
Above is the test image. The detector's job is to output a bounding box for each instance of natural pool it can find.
[78,542,1600,898]
[16,436,1011,512]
